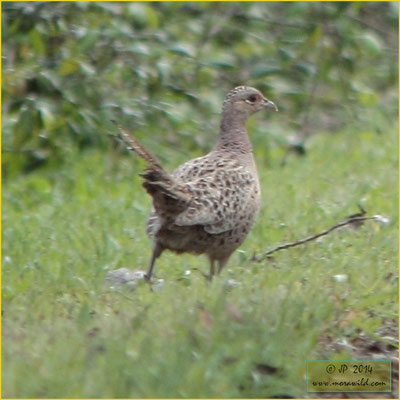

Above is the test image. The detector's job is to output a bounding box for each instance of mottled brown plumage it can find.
[114,86,277,280]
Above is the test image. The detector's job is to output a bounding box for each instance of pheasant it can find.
[113,86,277,281]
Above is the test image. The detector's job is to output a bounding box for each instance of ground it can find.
[2,116,398,398]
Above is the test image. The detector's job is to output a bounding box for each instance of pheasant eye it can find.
[247,95,257,103]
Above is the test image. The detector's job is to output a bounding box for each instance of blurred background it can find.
[2,1,398,178]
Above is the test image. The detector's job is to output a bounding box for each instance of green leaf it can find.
[358,32,383,54]
[294,63,316,76]
[37,103,55,129]
[278,48,293,61]
[357,91,379,107]
[205,60,235,70]
[29,28,45,56]
[145,4,159,29]
[168,44,194,58]
[250,65,281,79]
[58,59,80,76]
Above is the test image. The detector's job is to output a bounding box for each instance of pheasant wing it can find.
[174,162,258,234]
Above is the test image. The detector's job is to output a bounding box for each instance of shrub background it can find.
[3,2,397,175]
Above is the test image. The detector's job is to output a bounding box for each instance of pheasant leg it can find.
[208,260,216,280]
[145,242,164,281]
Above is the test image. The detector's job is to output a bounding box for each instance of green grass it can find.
[2,117,398,398]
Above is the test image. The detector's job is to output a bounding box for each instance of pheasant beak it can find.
[262,98,278,112]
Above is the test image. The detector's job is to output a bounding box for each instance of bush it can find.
[2,2,398,177]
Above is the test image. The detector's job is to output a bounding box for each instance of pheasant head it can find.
[222,86,278,118]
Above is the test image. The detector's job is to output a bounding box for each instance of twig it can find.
[251,215,378,262]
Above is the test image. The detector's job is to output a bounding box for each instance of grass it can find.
[2,114,398,398]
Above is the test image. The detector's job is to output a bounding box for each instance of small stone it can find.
[332,274,348,283]
[373,214,390,225]
[105,268,146,288]
[224,278,241,289]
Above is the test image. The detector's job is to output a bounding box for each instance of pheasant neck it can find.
[217,114,252,154]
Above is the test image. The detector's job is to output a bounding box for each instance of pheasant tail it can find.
[112,121,190,215]
[111,120,163,169]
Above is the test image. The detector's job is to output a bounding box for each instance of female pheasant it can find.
[113,86,277,280]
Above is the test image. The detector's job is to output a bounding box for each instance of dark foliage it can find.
[2,2,398,177]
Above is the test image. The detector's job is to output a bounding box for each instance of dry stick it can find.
[251,215,378,262]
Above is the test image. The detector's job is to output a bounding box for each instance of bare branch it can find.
[251,215,379,262]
